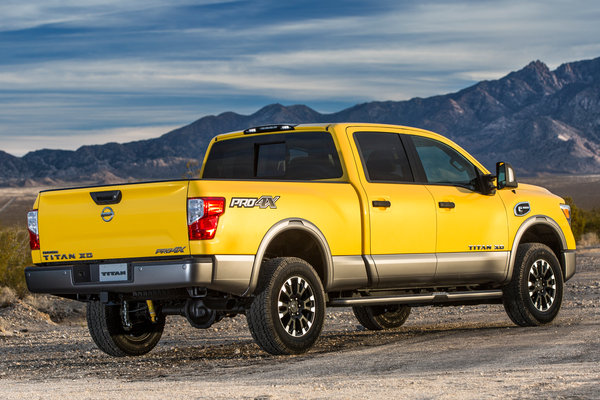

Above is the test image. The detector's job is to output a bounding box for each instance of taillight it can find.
[27,210,40,250]
[188,197,225,240]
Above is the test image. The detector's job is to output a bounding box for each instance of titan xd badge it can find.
[468,244,505,251]
[42,251,93,261]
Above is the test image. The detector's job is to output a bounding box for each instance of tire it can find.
[503,243,564,327]
[86,300,165,357]
[246,257,326,355]
[352,304,411,330]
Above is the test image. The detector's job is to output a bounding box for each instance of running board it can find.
[328,290,504,307]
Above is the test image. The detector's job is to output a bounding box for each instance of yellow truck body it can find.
[24,123,576,356]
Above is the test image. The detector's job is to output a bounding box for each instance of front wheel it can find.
[503,243,564,326]
[86,300,165,357]
[246,257,326,355]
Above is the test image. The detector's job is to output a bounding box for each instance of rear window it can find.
[202,131,343,180]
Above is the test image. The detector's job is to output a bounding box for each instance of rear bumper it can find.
[25,255,254,296]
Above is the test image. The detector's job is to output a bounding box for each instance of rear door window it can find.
[354,132,414,182]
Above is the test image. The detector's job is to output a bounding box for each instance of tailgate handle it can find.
[90,190,122,205]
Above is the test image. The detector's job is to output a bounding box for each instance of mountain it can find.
[2,56,600,186]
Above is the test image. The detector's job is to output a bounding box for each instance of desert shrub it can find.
[0,226,32,297]
[564,197,585,241]
[564,197,600,244]
[579,232,599,247]
[0,286,18,307]
[183,159,201,178]
[582,208,600,239]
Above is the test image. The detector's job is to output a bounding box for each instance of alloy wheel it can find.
[277,276,316,337]
[527,259,556,312]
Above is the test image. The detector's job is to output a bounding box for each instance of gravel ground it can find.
[1,249,599,399]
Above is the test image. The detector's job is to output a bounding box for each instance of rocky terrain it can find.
[2,56,600,186]
[1,248,598,399]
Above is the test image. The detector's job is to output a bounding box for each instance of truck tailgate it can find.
[37,181,190,263]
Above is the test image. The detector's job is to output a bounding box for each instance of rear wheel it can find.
[353,304,411,330]
[86,300,165,357]
[246,257,326,355]
[503,243,564,326]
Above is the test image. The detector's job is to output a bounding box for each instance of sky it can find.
[1,0,599,157]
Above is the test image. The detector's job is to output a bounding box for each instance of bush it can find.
[564,197,600,244]
[583,208,600,239]
[0,286,18,307]
[0,226,32,297]
[564,197,585,241]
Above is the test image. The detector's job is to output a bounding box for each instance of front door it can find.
[409,135,509,284]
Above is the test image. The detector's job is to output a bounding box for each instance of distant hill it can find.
[2,56,600,186]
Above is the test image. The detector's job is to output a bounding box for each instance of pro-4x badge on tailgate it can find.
[230,195,280,209]
[155,246,186,254]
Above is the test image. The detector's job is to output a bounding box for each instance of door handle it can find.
[372,200,391,208]
[438,201,455,209]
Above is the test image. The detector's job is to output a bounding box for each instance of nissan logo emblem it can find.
[101,207,114,222]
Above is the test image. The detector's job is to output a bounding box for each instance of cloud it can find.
[1,0,600,156]
[0,0,234,31]
[0,55,465,103]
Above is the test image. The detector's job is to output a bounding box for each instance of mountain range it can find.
[2,56,600,186]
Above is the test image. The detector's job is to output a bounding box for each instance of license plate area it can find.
[99,263,129,282]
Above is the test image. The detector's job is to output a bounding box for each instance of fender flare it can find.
[242,218,333,296]
[505,214,568,283]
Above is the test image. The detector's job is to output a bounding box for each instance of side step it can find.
[328,290,503,307]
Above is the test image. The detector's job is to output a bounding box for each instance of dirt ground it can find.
[1,249,599,399]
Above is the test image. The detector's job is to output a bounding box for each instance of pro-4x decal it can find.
[230,195,280,209]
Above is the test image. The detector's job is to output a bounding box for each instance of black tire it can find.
[352,304,411,330]
[86,300,165,357]
[503,243,564,327]
[246,257,326,355]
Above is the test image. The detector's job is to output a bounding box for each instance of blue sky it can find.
[1,0,599,156]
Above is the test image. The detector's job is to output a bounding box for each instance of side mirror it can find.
[496,162,518,189]
[479,174,497,195]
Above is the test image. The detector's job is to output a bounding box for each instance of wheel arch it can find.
[506,215,568,283]
[243,218,333,296]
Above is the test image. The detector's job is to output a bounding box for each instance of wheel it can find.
[86,300,165,357]
[352,304,411,330]
[246,257,326,355]
[503,243,564,327]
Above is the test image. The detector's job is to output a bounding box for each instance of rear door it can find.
[350,128,437,287]
[38,181,190,263]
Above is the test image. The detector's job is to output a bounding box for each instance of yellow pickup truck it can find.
[25,123,576,356]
